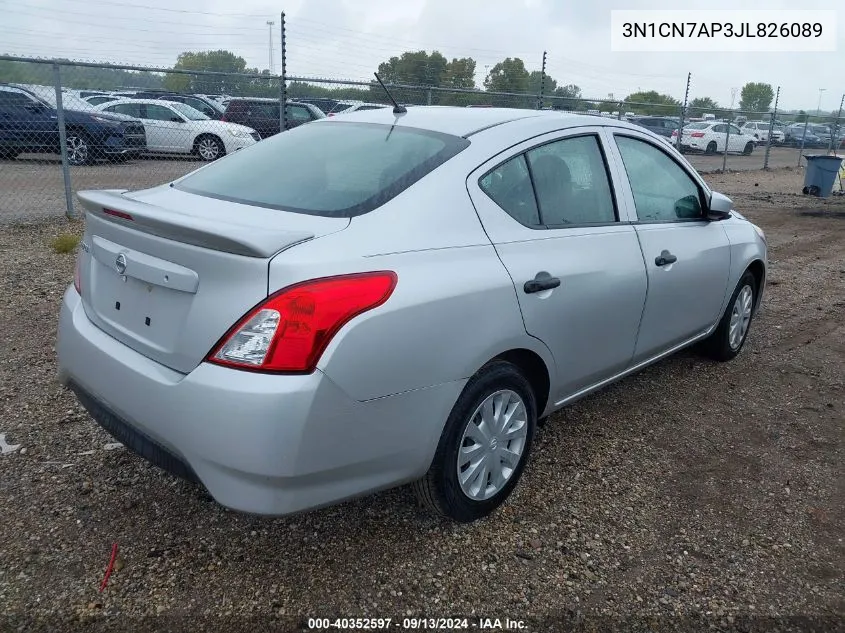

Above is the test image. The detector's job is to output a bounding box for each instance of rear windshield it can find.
[174,121,470,217]
[685,122,710,130]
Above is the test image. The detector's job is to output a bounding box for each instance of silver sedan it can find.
[57,106,767,523]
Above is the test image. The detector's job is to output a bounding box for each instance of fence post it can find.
[676,73,690,151]
[798,119,809,167]
[279,11,287,134]
[834,94,844,155]
[763,87,780,170]
[722,118,731,172]
[537,51,547,110]
[426,88,432,106]
[53,63,75,220]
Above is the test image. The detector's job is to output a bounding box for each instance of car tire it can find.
[705,141,717,155]
[194,134,225,161]
[701,270,757,362]
[412,360,537,523]
[743,142,754,155]
[65,131,92,166]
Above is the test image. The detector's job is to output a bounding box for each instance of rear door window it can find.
[175,121,469,217]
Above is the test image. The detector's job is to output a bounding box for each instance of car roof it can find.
[100,98,180,107]
[316,105,637,138]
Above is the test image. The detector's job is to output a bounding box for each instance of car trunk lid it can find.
[76,187,349,374]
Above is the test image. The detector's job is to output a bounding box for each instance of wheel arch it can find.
[486,347,552,418]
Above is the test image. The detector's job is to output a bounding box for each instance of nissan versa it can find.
[57,107,767,523]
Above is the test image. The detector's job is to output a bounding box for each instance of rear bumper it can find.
[57,286,463,515]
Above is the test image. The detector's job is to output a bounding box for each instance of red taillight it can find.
[690,132,705,138]
[207,271,398,373]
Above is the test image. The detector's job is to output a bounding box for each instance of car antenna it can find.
[374,73,407,114]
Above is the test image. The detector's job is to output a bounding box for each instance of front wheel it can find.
[743,142,754,155]
[195,135,224,161]
[701,270,757,361]
[412,360,537,523]
[65,132,91,166]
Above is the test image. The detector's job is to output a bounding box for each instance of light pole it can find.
[266,21,275,74]
[816,88,826,117]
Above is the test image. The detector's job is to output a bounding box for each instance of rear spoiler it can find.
[76,190,314,258]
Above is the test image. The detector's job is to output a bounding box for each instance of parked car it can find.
[671,121,757,155]
[95,99,258,161]
[291,97,341,115]
[58,107,767,522]
[327,101,389,116]
[221,98,325,138]
[83,94,120,106]
[784,123,825,147]
[629,116,679,138]
[126,91,226,120]
[0,84,146,164]
[741,121,785,145]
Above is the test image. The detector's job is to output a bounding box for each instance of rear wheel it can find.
[743,142,754,155]
[195,135,224,161]
[413,360,537,523]
[705,141,717,155]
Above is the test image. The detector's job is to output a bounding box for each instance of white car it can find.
[671,122,757,155]
[742,121,785,145]
[95,99,259,160]
[327,101,389,116]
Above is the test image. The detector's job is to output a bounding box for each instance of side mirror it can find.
[706,191,733,221]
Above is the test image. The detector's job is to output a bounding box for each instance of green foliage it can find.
[688,96,719,116]
[0,60,163,91]
[484,58,529,93]
[738,82,774,113]
[623,90,681,116]
[162,50,277,96]
[51,233,80,254]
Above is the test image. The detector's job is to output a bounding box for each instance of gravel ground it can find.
[0,168,842,632]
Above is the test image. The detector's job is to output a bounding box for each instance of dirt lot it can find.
[0,169,842,632]
[0,146,818,223]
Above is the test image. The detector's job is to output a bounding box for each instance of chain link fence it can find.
[1,55,843,222]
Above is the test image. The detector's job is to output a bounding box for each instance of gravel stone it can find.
[0,168,842,628]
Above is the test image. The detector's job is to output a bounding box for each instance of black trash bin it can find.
[802,154,843,198]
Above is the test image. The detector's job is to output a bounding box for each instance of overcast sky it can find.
[2,0,842,111]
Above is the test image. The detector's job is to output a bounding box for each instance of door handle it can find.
[655,250,678,267]
[524,273,561,294]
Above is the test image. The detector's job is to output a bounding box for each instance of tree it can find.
[795,110,808,123]
[164,50,251,93]
[527,70,557,96]
[441,57,476,89]
[623,90,681,116]
[688,96,719,116]
[484,58,529,93]
[739,82,774,113]
[376,51,449,86]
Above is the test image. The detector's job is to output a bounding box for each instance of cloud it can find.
[2,0,842,111]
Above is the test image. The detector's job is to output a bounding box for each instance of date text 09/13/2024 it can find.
[307,617,528,630]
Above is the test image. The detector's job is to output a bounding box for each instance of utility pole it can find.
[266,21,275,74]
[816,88,826,117]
